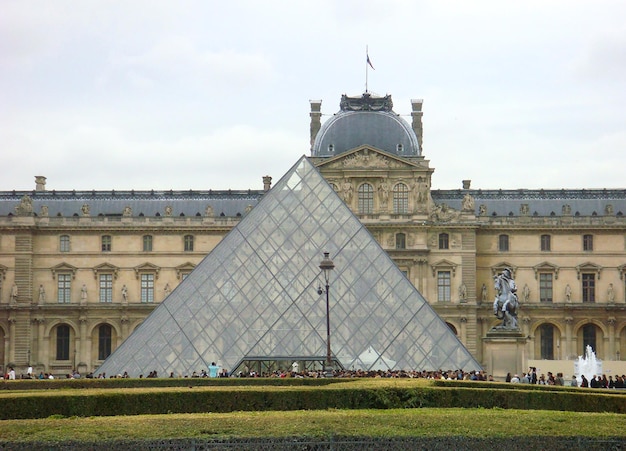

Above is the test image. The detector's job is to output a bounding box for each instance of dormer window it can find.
[396,144,403,153]
[328,144,334,153]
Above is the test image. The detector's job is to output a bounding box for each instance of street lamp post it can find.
[319,252,335,373]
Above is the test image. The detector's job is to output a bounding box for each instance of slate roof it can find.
[0,190,264,218]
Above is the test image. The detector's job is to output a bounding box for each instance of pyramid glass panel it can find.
[97,156,481,376]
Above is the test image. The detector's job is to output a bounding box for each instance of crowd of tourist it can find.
[505,366,626,388]
[4,364,626,387]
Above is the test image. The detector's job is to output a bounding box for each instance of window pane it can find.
[357,183,374,214]
[583,234,593,251]
[392,183,409,214]
[56,325,70,360]
[541,235,551,251]
[539,273,553,302]
[437,271,451,302]
[141,274,154,303]
[99,274,112,303]
[57,274,71,303]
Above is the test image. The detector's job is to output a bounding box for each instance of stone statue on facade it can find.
[461,193,474,212]
[81,204,90,216]
[15,195,33,216]
[458,283,467,302]
[565,284,572,302]
[38,284,46,303]
[341,180,353,203]
[522,284,530,303]
[10,283,18,303]
[80,284,88,304]
[165,205,173,217]
[123,206,132,217]
[205,205,214,217]
[608,283,615,303]
[492,268,519,330]
[480,283,488,302]
[121,285,128,302]
[478,204,487,216]
[378,181,389,209]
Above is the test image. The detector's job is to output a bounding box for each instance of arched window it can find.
[582,324,596,353]
[357,183,374,214]
[56,324,70,360]
[98,324,112,360]
[392,183,409,214]
[439,233,449,250]
[540,324,554,359]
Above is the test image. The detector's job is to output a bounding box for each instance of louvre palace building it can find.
[1,91,625,378]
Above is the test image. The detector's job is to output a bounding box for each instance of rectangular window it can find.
[583,234,593,251]
[141,274,154,303]
[357,183,374,214]
[143,235,153,252]
[395,233,406,249]
[539,273,553,302]
[99,274,113,303]
[437,271,451,302]
[498,234,509,252]
[101,235,112,252]
[582,273,595,303]
[57,274,71,303]
[60,235,70,252]
[439,233,449,250]
[184,235,194,252]
[540,234,551,251]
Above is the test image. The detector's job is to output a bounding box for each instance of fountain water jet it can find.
[574,345,602,386]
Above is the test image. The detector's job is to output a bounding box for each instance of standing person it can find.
[8,367,16,380]
[208,362,220,378]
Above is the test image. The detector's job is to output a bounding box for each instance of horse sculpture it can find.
[492,268,519,330]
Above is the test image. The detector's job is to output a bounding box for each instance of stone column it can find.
[608,317,616,360]
[564,316,574,359]
[460,317,468,345]
[78,316,88,369]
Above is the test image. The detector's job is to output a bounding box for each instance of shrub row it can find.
[1,383,625,420]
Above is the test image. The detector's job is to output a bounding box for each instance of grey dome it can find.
[312,93,420,157]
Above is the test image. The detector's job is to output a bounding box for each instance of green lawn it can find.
[1,408,625,444]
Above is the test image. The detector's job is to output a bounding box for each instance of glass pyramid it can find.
[97,157,482,376]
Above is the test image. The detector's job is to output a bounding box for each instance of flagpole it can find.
[365,45,369,93]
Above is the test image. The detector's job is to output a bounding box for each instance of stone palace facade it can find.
[1,92,625,377]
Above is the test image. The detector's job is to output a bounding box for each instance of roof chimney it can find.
[35,176,47,192]
[263,176,272,192]
[309,100,322,150]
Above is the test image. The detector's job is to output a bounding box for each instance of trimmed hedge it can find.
[1,381,625,419]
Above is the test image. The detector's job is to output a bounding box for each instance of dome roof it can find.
[312,93,420,157]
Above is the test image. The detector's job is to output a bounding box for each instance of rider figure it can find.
[493,268,517,315]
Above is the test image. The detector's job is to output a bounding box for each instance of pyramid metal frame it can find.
[97,156,481,376]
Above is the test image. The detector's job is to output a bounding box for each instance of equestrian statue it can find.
[492,268,519,330]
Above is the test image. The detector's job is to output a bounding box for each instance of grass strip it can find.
[0,408,624,444]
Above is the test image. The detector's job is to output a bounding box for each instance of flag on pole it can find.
[367,54,375,70]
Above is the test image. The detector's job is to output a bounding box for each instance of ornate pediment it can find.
[93,263,119,279]
[176,262,196,280]
[576,262,602,279]
[533,261,560,279]
[134,262,161,279]
[316,146,421,171]
[51,263,78,279]
[491,262,517,278]
[431,259,458,277]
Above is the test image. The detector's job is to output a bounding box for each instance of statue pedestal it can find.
[483,329,527,381]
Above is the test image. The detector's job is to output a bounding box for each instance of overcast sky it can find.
[2,1,625,192]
